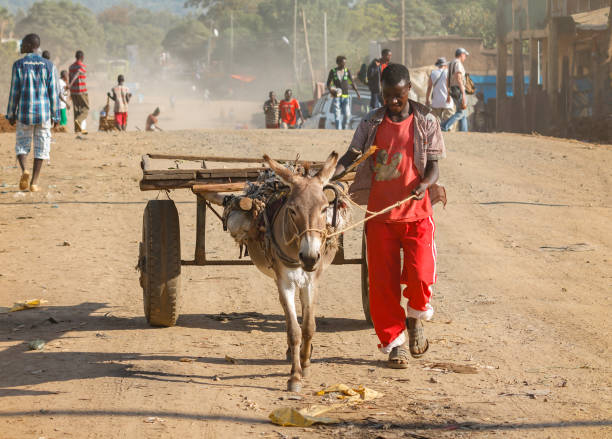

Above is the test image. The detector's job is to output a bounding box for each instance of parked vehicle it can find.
[303,88,371,130]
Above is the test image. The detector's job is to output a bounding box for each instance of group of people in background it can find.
[426,48,470,132]
[5,33,102,192]
[263,89,304,129]
[4,32,163,192]
[369,46,471,132]
[263,46,471,133]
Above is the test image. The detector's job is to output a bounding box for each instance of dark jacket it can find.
[366,59,382,94]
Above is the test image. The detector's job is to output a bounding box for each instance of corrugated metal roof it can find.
[571,7,610,31]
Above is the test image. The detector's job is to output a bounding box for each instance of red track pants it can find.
[366,217,437,352]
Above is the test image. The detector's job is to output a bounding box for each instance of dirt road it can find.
[0,129,610,438]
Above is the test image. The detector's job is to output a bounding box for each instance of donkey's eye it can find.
[288,208,297,217]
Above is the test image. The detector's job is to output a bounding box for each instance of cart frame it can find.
[139,153,371,326]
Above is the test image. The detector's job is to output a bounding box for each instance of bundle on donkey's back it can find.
[202,153,350,392]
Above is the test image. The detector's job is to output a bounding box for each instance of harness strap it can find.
[265,203,301,268]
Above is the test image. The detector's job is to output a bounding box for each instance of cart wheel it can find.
[140,200,181,327]
[361,230,372,325]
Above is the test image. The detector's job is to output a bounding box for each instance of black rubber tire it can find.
[140,200,181,327]
[361,230,373,325]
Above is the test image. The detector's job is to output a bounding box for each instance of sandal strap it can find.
[389,345,409,361]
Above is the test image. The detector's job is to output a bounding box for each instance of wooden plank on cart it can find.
[138,153,353,192]
[146,153,325,165]
[142,168,268,180]
[139,172,356,191]
[192,182,246,193]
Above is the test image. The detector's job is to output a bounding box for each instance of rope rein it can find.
[286,192,418,244]
[327,193,417,238]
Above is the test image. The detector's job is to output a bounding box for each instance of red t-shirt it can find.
[279,99,300,125]
[381,63,389,73]
[367,114,432,222]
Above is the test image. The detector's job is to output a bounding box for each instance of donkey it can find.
[204,152,342,392]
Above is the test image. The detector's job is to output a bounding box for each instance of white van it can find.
[303,88,372,130]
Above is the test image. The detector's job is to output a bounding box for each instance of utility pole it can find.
[302,8,315,93]
[323,11,328,74]
[293,0,299,86]
[230,12,234,72]
[207,20,214,67]
[401,0,405,65]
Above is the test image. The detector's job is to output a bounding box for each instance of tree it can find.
[15,0,104,62]
[162,18,210,63]
[98,5,180,69]
[0,6,14,40]
[0,40,19,112]
[442,1,496,48]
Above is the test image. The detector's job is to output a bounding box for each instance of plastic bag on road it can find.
[2,299,48,313]
[269,404,340,427]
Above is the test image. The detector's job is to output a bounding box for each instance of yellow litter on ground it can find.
[316,384,383,402]
[269,384,383,427]
[4,299,47,313]
[269,404,340,427]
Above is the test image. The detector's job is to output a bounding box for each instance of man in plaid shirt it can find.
[6,33,59,192]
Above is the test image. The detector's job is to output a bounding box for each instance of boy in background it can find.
[327,55,360,129]
[69,50,89,134]
[107,74,131,131]
[278,89,304,129]
[146,108,162,131]
[263,91,279,129]
[58,70,70,128]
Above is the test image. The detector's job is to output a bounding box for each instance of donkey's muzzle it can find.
[299,252,320,272]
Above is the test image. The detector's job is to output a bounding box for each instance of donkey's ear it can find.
[315,151,339,185]
[263,154,297,186]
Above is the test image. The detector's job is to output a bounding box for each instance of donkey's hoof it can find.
[301,365,311,378]
[287,379,302,393]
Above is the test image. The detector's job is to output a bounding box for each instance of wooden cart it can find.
[138,153,371,327]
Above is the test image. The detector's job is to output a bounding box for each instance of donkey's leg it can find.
[277,276,303,392]
[299,280,316,376]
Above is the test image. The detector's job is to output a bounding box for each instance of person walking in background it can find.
[58,70,70,128]
[441,48,469,132]
[278,89,304,129]
[40,50,66,121]
[69,50,89,134]
[426,57,454,126]
[107,74,131,131]
[367,48,392,109]
[327,55,360,130]
[263,91,279,129]
[5,33,59,192]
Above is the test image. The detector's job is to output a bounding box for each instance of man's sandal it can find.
[388,344,410,369]
[407,318,429,358]
[19,171,30,191]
